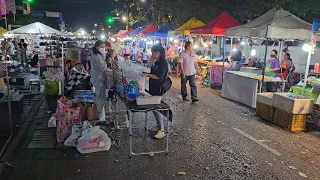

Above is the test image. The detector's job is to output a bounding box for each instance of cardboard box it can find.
[85,104,99,121]
[272,93,313,114]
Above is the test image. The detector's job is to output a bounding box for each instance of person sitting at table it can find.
[231,47,242,71]
[265,49,280,77]
[142,43,169,139]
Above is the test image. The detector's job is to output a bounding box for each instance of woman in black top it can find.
[143,44,168,139]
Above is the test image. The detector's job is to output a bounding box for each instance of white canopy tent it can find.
[7,22,61,35]
[226,8,315,93]
[226,8,313,40]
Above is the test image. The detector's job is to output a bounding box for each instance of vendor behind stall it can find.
[265,49,280,77]
[142,44,169,139]
[90,40,113,123]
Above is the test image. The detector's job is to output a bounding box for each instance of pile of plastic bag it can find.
[64,121,112,154]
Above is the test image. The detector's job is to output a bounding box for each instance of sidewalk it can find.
[1,63,320,180]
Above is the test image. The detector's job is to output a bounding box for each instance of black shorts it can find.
[124,54,130,57]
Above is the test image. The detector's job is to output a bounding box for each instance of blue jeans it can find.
[181,74,197,99]
[153,111,164,131]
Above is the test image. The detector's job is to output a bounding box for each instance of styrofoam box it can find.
[257,93,273,106]
[136,96,162,105]
[272,93,313,114]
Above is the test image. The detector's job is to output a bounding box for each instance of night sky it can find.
[32,0,116,31]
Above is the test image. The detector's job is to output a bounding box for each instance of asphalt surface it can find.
[1,62,320,180]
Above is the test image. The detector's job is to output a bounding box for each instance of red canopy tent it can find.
[139,25,157,36]
[190,12,240,36]
[112,30,128,38]
[123,28,133,36]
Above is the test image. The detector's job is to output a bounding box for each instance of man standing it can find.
[180,41,199,103]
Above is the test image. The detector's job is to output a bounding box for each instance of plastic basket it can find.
[256,102,274,122]
[273,108,306,132]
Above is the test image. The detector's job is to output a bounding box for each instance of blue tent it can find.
[129,27,142,36]
[148,25,175,37]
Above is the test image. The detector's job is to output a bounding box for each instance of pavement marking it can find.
[232,128,282,156]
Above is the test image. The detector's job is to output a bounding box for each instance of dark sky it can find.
[32,0,116,31]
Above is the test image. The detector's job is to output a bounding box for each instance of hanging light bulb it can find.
[169,37,174,41]
[174,39,178,43]
[250,49,256,56]
[240,41,246,45]
[156,40,159,44]
[232,47,237,52]
[193,44,198,49]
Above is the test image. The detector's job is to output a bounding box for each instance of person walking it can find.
[142,44,169,139]
[179,41,199,103]
[90,40,113,123]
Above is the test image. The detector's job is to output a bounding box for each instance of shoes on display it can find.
[149,127,159,132]
[154,131,165,139]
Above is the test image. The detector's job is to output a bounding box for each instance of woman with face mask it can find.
[142,43,168,139]
[90,40,112,123]
[265,49,280,77]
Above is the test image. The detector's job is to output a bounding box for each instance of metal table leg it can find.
[129,110,133,158]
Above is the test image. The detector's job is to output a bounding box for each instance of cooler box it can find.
[272,93,313,114]
[256,93,274,122]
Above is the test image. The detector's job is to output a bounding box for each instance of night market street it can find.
[1,63,320,180]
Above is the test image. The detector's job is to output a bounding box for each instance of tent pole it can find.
[222,36,225,84]
[230,37,233,56]
[210,35,214,59]
[61,43,64,96]
[302,50,312,96]
[260,39,269,93]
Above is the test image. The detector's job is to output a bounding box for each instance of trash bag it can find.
[76,126,111,154]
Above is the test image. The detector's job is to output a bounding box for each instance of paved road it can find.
[1,63,320,180]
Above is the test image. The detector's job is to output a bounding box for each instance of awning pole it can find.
[260,39,269,93]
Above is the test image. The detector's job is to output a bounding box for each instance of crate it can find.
[273,108,306,132]
[256,102,274,122]
[272,93,313,114]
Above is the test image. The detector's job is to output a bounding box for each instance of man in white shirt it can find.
[179,41,199,103]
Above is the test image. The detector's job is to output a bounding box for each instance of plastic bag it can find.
[48,114,56,128]
[77,126,111,151]
[64,124,83,147]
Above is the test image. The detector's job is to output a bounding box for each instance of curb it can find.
[0,94,45,175]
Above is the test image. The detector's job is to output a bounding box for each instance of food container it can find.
[136,96,162,105]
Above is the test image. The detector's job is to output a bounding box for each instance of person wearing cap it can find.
[90,40,112,123]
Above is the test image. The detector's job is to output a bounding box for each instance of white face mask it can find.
[99,48,105,54]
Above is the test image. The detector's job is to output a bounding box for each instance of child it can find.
[142,49,148,67]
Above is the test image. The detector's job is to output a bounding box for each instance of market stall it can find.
[168,18,204,36]
[223,8,315,108]
[190,12,240,85]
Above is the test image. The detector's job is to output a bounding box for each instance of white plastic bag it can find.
[64,124,83,147]
[77,126,111,153]
[48,114,56,128]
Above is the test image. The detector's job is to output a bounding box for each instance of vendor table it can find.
[114,95,172,157]
[222,71,286,108]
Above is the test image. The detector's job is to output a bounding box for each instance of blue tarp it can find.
[129,27,142,36]
[148,25,175,37]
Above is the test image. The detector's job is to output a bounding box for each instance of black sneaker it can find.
[192,98,199,103]
[183,97,190,101]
